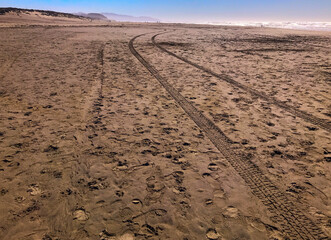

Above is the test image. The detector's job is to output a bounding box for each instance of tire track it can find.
[129,33,329,240]
[46,43,107,239]
[151,32,331,133]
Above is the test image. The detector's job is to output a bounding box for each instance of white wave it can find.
[206,21,331,31]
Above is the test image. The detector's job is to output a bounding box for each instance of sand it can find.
[0,14,330,240]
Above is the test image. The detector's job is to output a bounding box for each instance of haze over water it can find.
[206,21,331,31]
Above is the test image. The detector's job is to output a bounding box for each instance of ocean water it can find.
[206,22,331,31]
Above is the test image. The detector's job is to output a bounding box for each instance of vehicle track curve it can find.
[151,32,331,133]
[129,33,329,240]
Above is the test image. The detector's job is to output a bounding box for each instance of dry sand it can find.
[0,14,330,240]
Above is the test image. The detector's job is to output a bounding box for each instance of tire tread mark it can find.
[129,33,329,240]
[151,33,331,133]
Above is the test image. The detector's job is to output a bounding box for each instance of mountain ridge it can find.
[74,12,108,20]
[0,7,160,23]
[102,12,160,22]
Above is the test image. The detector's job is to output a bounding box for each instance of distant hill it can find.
[0,7,87,20]
[102,12,160,22]
[0,8,159,23]
[74,12,108,20]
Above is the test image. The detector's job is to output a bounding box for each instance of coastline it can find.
[205,21,331,32]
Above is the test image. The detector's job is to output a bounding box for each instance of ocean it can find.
[206,21,331,31]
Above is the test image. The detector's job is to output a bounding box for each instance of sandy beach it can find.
[0,13,330,240]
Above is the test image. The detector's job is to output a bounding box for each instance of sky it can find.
[1,0,331,23]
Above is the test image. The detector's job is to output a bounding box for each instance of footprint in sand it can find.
[27,184,42,196]
[118,232,135,240]
[324,149,331,162]
[99,230,114,240]
[131,198,143,211]
[116,190,124,197]
[172,186,186,194]
[206,228,221,239]
[249,220,266,232]
[99,230,134,240]
[208,163,219,171]
[213,189,225,199]
[140,224,157,237]
[205,199,213,205]
[0,188,8,196]
[146,176,165,192]
[154,209,167,216]
[73,208,89,221]
[114,160,129,171]
[118,207,133,219]
[223,206,239,218]
[132,198,142,205]
[15,196,25,203]
[172,170,184,183]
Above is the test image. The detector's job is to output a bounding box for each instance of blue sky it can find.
[1,0,330,22]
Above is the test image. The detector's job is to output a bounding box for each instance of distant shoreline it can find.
[205,21,331,32]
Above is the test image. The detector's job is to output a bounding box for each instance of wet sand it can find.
[0,17,330,240]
